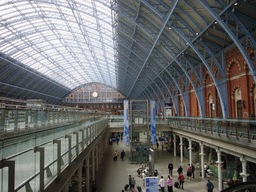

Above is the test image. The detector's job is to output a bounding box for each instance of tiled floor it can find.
[98,139,218,192]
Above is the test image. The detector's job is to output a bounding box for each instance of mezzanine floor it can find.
[97,139,220,192]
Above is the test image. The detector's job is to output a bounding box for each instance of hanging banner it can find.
[124,100,129,145]
[151,101,156,144]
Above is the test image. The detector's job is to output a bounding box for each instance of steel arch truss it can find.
[115,0,256,118]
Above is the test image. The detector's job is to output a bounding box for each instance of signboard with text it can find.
[146,177,158,192]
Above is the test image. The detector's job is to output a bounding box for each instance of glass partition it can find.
[0,118,108,192]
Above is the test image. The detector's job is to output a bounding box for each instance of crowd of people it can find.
[111,135,215,192]
[121,160,214,192]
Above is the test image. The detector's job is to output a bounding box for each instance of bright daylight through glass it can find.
[0,0,116,89]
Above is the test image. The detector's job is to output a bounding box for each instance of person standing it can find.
[120,150,125,161]
[206,179,214,192]
[113,150,118,161]
[191,164,195,179]
[177,165,183,175]
[142,171,146,187]
[168,161,173,176]
[186,164,192,180]
[129,175,132,190]
[131,177,136,190]
[178,172,184,190]
[166,175,173,192]
[158,176,165,192]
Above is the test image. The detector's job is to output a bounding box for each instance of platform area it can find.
[97,139,219,192]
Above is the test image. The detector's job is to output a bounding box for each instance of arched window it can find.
[208,94,214,117]
[63,83,125,104]
[235,88,242,118]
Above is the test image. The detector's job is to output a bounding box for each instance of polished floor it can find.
[97,139,219,192]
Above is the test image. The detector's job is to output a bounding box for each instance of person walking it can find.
[168,161,173,176]
[166,175,173,192]
[113,150,118,161]
[191,164,195,179]
[206,179,214,192]
[178,172,184,190]
[159,176,165,192]
[131,177,136,190]
[120,150,125,161]
[186,164,192,180]
[177,165,183,175]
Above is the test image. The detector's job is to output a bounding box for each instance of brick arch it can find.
[232,86,241,97]
[203,71,213,86]
[207,92,213,101]
[227,58,242,78]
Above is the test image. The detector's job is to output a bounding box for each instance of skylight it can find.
[0,0,116,89]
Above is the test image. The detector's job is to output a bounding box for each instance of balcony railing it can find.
[0,118,108,192]
[108,115,256,142]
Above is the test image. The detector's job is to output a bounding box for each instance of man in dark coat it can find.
[168,161,173,176]
[121,150,125,161]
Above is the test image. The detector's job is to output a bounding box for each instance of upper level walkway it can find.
[0,116,108,192]
[109,116,256,163]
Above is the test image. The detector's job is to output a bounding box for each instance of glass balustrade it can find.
[0,118,108,192]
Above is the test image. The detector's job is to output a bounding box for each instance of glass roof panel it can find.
[0,0,115,89]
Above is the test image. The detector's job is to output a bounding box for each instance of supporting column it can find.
[78,164,82,192]
[14,109,18,131]
[73,131,79,156]
[53,140,61,176]
[86,127,89,146]
[53,111,56,124]
[79,129,85,150]
[90,126,92,143]
[0,108,6,131]
[86,156,90,192]
[216,148,223,191]
[199,142,205,178]
[34,110,38,127]
[34,147,45,192]
[173,133,176,157]
[57,110,60,124]
[46,110,49,126]
[25,110,28,129]
[0,159,15,192]
[179,135,183,162]
[240,157,250,182]
[188,138,193,166]
[96,144,99,172]
[65,135,72,165]
[168,134,171,149]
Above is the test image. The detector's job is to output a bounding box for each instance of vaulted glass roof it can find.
[0,0,115,89]
[0,0,255,112]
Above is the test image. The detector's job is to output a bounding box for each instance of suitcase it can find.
[124,184,129,190]
[174,181,179,188]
